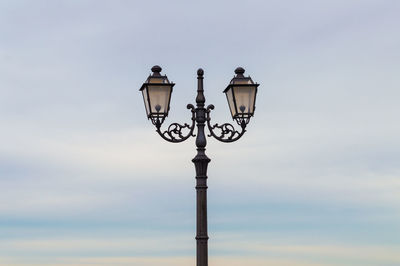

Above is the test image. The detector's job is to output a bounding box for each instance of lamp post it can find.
[139,65,259,266]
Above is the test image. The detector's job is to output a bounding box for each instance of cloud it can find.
[1,0,400,265]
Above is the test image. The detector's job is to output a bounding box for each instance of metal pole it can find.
[192,68,210,266]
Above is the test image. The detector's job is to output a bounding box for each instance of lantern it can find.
[139,65,174,124]
[224,67,259,125]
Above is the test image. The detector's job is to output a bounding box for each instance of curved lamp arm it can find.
[155,104,196,143]
[206,104,247,143]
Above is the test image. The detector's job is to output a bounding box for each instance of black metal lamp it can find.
[139,65,175,127]
[223,67,259,127]
[139,65,260,266]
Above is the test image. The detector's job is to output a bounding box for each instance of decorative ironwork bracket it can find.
[155,104,196,143]
[206,104,247,143]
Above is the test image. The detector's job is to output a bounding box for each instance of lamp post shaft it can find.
[192,69,210,266]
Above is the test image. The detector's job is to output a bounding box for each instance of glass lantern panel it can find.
[149,77,166,83]
[233,86,256,115]
[142,86,151,116]
[233,79,253,85]
[148,85,171,114]
[225,87,236,117]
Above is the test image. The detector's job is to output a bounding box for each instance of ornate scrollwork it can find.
[206,104,246,143]
[155,104,196,143]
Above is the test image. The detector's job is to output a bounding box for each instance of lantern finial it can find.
[151,65,162,75]
[234,67,245,77]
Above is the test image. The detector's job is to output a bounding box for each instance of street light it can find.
[139,65,259,266]
[224,67,258,127]
[139,65,175,127]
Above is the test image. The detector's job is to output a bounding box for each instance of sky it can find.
[0,0,399,265]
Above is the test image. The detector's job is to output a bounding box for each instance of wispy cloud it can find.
[1,0,399,265]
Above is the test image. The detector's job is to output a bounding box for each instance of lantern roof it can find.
[224,67,257,92]
[140,65,173,91]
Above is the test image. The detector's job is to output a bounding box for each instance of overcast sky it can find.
[1,0,399,265]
